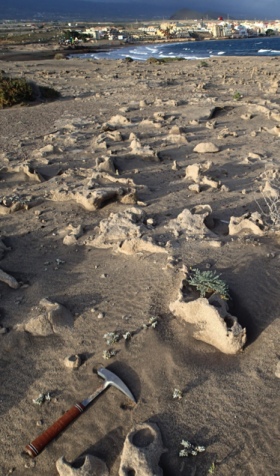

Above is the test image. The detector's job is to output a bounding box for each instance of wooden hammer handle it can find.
[25,402,85,457]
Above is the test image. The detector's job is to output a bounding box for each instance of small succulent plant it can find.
[173,388,183,400]
[123,331,132,340]
[143,316,158,330]
[187,268,230,300]
[102,349,116,360]
[208,462,216,474]
[233,91,243,101]
[103,332,120,345]
[32,392,51,405]
[179,440,205,457]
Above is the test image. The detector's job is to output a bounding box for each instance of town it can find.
[0,17,279,48]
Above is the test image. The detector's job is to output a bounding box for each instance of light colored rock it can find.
[56,455,108,476]
[95,156,116,174]
[52,185,134,212]
[169,277,246,354]
[169,125,182,135]
[193,142,220,154]
[166,133,188,144]
[229,212,264,236]
[202,176,220,189]
[109,114,131,126]
[64,354,81,369]
[188,183,201,193]
[63,225,83,245]
[130,139,157,158]
[167,206,213,238]
[35,144,56,156]
[0,268,19,289]
[119,423,165,476]
[85,207,146,249]
[73,188,120,211]
[185,164,201,182]
[117,237,167,255]
[265,126,280,137]
[275,361,280,378]
[19,298,73,336]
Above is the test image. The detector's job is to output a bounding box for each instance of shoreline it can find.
[1,35,278,62]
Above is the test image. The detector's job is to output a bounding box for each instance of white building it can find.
[234,24,248,37]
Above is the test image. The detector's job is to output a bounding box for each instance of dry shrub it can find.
[0,72,33,108]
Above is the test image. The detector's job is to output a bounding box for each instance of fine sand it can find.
[0,47,280,476]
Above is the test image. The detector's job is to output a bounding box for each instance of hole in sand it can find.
[126,469,136,476]
[132,428,154,448]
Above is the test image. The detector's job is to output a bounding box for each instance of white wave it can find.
[270,50,280,54]
[184,55,210,60]
[129,49,148,55]
[217,51,225,55]
[146,47,158,52]
[258,49,271,53]
[120,54,146,60]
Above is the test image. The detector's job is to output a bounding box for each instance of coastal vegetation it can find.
[0,71,60,108]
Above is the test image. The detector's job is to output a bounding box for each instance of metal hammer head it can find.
[98,367,136,403]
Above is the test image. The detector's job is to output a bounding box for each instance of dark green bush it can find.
[0,74,33,108]
[0,71,60,108]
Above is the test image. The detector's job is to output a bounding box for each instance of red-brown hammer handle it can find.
[25,402,85,457]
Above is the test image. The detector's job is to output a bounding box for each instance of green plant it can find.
[233,91,243,101]
[208,462,216,474]
[173,388,183,400]
[179,440,205,457]
[103,332,120,345]
[187,268,230,300]
[198,60,209,68]
[0,73,33,108]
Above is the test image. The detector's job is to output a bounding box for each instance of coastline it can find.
[1,35,279,62]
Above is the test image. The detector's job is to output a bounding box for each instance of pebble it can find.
[97,312,105,319]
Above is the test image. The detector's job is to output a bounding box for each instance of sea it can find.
[74,36,280,61]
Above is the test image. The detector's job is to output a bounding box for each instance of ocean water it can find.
[75,36,280,61]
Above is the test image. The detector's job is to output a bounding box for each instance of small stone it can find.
[193,142,220,154]
[188,183,201,193]
[25,460,36,468]
[97,312,105,319]
[64,354,81,369]
[275,361,280,378]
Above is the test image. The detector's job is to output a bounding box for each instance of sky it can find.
[82,0,279,18]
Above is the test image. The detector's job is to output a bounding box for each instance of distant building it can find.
[234,24,248,37]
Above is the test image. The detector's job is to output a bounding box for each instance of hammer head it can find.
[98,367,136,403]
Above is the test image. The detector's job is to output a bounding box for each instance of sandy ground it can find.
[0,48,280,476]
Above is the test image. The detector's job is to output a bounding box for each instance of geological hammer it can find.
[25,367,136,458]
